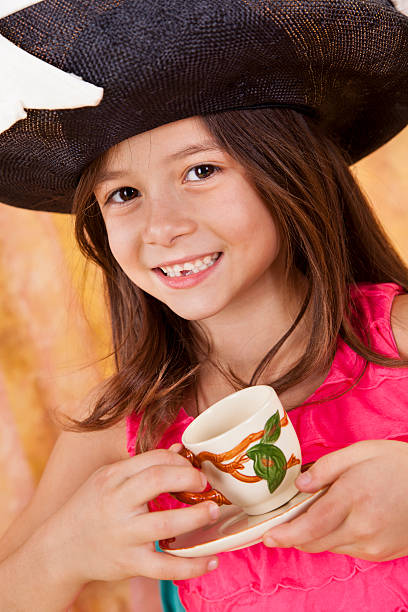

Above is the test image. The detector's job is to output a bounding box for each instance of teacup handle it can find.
[170,446,232,507]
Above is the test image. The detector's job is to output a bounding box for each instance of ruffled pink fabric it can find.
[127,283,408,611]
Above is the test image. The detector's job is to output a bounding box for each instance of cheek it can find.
[222,189,279,254]
[257,213,281,257]
[105,221,140,272]
[246,219,281,275]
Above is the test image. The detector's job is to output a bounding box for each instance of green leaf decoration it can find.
[246,443,287,493]
[261,411,281,444]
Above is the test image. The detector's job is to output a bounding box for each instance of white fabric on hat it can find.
[0,0,103,135]
[0,0,45,20]
[395,0,408,15]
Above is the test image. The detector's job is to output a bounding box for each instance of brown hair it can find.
[69,108,408,452]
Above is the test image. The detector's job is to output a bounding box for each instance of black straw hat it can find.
[0,0,407,213]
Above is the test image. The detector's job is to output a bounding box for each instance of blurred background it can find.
[0,126,407,610]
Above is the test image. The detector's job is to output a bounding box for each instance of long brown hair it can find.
[69,108,408,452]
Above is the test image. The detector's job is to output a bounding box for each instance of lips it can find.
[153,252,221,277]
[152,252,223,288]
[153,251,220,270]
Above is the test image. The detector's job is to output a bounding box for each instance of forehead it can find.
[101,115,214,170]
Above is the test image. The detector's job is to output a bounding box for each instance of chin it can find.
[167,302,223,322]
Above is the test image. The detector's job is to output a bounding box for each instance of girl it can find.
[1,1,408,611]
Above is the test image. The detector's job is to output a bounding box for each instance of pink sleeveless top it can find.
[127,283,408,611]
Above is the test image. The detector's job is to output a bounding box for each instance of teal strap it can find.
[159,579,186,612]
[155,542,186,612]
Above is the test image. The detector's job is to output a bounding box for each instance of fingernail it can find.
[208,502,220,521]
[264,537,277,548]
[207,558,218,571]
[296,471,312,487]
[169,443,183,452]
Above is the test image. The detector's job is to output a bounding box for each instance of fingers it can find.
[125,448,195,475]
[291,527,355,555]
[138,501,220,542]
[141,548,219,581]
[295,441,379,492]
[97,448,196,487]
[121,464,207,505]
[169,443,183,452]
[263,484,349,550]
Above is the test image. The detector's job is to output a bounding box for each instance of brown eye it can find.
[110,186,138,203]
[185,164,220,182]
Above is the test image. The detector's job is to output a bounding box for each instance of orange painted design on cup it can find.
[171,411,295,507]
[286,453,301,469]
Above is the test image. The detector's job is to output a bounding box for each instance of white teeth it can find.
[159,253,219,277]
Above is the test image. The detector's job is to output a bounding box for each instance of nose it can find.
[142,195,197,246]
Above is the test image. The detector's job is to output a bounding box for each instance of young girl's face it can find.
[94,116,282,322]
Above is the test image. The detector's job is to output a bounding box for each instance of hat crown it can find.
[0,0,407,212]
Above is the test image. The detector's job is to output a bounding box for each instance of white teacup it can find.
[173,385,302,515]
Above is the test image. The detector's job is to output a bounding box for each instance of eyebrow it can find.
[168,141,222,160]
[95,141,223,186]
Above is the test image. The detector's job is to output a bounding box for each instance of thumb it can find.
[295,441,375,492]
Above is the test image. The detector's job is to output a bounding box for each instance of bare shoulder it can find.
[50,381,130,470]
[38,381,131,502]
[390,293,408,359]
[0,384,130,559]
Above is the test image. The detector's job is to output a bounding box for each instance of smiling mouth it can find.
[155,252,222,277]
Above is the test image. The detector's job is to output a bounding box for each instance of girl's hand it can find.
[262,440,408,561]
[46,448,219,585]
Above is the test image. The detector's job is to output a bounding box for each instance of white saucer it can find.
[160,488,327,557]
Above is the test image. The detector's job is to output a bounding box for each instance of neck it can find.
[194,269,310,387]
[187,272,331,417]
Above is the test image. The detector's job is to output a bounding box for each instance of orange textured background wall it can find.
[0,126,407,610]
